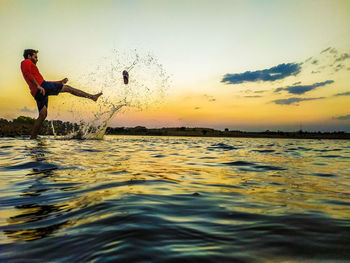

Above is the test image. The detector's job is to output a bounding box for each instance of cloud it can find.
[285,80,334,94]
[183,94,216,102]
[203,94,216,102]
[221,63,301,84]
[273,97,324,105]
[324,50,350,70]
[319,47,350,70]
[20,106,36,114]
[334,64,345,72]
[320,47,338,55]
[274,87,284,93]
[304,57,313,62]
[275,80,334,95]
[333,114,350,120]
[334,91,350,97]
[334,53,350,63]
[243,89,266,94]
[329,48,338,54]
[321,47,331,54]
[244,95,262,98]
[194,107,201,110]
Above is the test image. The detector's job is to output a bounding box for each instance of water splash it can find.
[51,49,170,139]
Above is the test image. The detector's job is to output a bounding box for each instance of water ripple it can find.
[1,136,350,262]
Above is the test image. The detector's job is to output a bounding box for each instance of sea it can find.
[1,135,350,262]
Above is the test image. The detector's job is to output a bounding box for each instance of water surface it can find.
[1,136,350,262]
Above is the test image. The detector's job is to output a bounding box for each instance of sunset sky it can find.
[1,0,350,131]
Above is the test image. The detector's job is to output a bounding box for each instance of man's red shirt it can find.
[20,59,44,97]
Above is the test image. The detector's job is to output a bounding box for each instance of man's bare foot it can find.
[91,92,103,102]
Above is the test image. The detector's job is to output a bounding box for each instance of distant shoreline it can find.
[1,116,349,140]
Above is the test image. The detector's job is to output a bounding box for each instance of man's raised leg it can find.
[31,106,47,139]
[61,85,102,101]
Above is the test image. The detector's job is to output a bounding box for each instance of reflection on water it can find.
[0,136,350,262]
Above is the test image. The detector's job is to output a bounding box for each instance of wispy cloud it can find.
[272,97,324,105]
[335,53,350,63]
[243,89,266,94]
[20,106,36,114]
[304,57,312,62]
[274,87,284,93]
[324,49,350,71]
[334,64,345,72]
[244,95,262,98]
[320,47,331,54]
[183,94,216,102]
[221,63,301,84]
[321,47,338,55]
[311,47,350,73]
[203,94,216,102]
[274,80,334,95]
[334,91,350,97]
[333,114,350,120]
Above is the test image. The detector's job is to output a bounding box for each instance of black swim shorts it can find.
[34,81,63,112]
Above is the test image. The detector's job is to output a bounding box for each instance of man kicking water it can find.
[20,49,102,139]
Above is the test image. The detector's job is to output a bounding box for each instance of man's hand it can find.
[38,86,45,96]
[61,78,68,84]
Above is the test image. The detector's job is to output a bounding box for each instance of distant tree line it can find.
[0,116,78,137]
[0,116,349,139]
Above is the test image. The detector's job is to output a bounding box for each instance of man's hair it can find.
[23,49,38,59]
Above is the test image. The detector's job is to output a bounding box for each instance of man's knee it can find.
[39,107,47,119]
[61,85,71,93]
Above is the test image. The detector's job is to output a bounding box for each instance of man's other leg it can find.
[31,106,47,139]
[61,85,102,101]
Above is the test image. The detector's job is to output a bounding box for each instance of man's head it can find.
[23,49,38,64]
